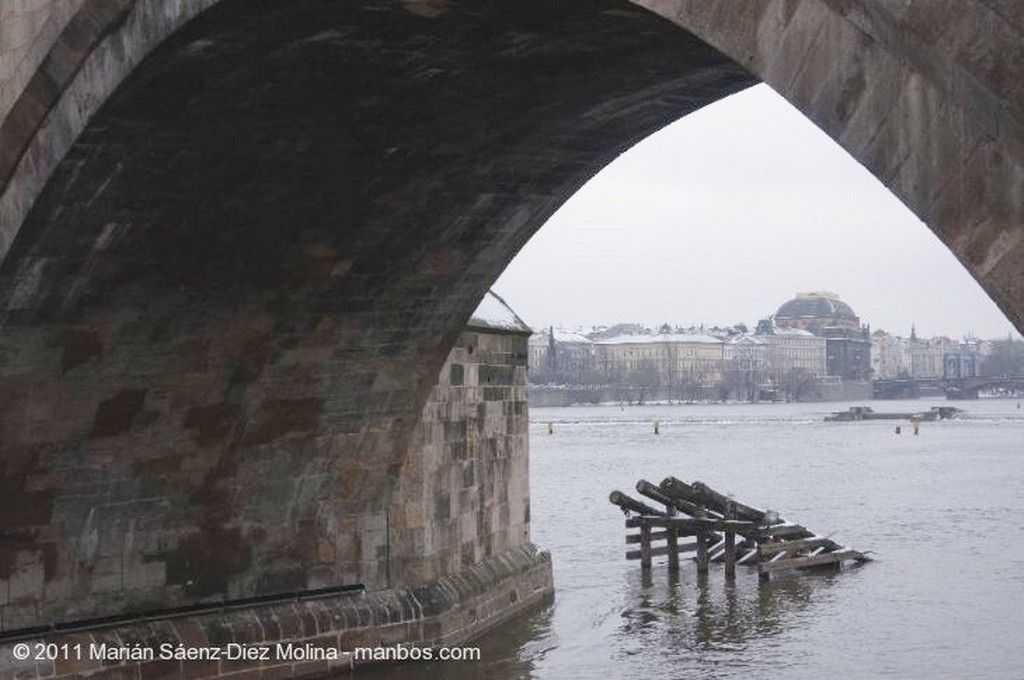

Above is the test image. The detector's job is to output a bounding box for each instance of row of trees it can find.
[531,355,821,403]
[980,337,1024,376]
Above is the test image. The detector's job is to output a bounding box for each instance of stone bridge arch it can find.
[0,0,1021,632]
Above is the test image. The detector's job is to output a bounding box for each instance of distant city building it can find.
[522,292,994,402]
[527,327,593,384]
[823,328,873,380]
[775,292,860,334]
[754,318,827,384]
[723,335,766,401]
[592,333,724,400]
[943,338,982,379]
[871,330,912,379]
[908,332,955,379]
[871,328,985,381]
[775,292,871,380]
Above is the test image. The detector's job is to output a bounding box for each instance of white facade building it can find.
[871,331,912,379]
[592,333,725,398]
[754,323,827,383]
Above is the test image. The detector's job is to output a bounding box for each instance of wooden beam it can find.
[696,533,709,574]
[758,536,838,555]
[691,481,765,523]
[626,530,670,544]
[737,548,759,565]
[626,542,698,560]
[758,549,861,573]
[724,532,736,579]
[660,476,699,503]
[635,480,675,509]
[713,538,752,562]
[640,522,652,570]
[610,490,667,517]
[724,500,736,579]
[642,479,707,517]
[659,478,725,519]
[666,493,680,572]
[635,517,759,538]
[765,523,813,539]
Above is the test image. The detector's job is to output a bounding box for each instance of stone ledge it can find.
[0,544,552,679]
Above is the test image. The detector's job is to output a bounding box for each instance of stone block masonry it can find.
[3,0,1022,673]
[0,1,86,124]
[0,545,553,679]
[0,302,553,677]
[0,1,739,635]
[389,323,532,586]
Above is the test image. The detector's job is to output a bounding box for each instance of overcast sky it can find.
[493,84,1020,341]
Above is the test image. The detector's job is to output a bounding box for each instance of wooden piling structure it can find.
[649,481,681,573]
[611,476,872,580]
[723,500,736,580]
[695,505,709,574]
[640,522,652,571]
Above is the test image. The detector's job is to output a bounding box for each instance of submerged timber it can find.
[610,477,872,580]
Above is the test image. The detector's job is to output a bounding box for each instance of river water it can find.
[366,399,1024,679]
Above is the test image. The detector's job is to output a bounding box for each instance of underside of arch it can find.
[0,0,754,628]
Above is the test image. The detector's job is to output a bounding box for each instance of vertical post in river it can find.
[724,500,737,580]
[695,505,709,574]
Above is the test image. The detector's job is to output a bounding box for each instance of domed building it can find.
[775,292,860,334]
[774,292,872,382]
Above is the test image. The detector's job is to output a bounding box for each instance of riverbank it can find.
[529,381,872,406]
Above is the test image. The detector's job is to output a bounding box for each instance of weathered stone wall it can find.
[0,315,551,679]
[0,303,537,638]
[0,545,553,680]
[0,0,85,124]
[0,302,404,629]
[5,1,1023,331]
[391,327,531,585]
[635,0,1024,330]
[0,0,741,633]
[2,0,1024,644]
[0,0,218,258]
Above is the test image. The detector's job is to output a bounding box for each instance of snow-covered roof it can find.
[593,333,723,345]
[467,291,531,334]
[757,325,816,337]
[528,328,593,345]
[727,334,765,345]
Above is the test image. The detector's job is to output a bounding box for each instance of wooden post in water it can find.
[666,493,679,572]
[757,542,770,582]
[695,505,709,574]
[724,500,736,580]
[640,521,652,571]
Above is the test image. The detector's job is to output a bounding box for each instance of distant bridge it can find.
[873,377,1024,400]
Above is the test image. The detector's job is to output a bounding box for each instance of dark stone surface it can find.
[0,0,138,194]
[0,545,550,678]
[0,0,751,629]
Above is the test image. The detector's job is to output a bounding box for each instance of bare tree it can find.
[680,368,704,403]
[782,368,819,402]
[981,337,1024,377]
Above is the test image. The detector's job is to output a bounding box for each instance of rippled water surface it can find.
[366,399,1024,679]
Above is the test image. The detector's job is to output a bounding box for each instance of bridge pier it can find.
[3,0,1024,673]
[0,296,554,676]
[0,545,552,678]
